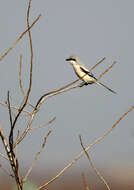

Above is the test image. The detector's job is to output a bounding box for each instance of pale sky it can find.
[0,0,134,176]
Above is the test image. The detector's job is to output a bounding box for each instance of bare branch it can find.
[19,55,25,96]
[0,126,11,156]
[36,105,134,190]
[79,135,111,190]
[31,117,56,130]
[90,57,106,71]
[0,153,9,161]
[0,101,32,116]
[0,14,41,61]
[13,113,35,148]
[23,131,51,182]
[14,130,20,170]
[0,164,13,177]
[19,55,35,109]
[7,91,21,188]
[7,91,19,180]
[7,91,13,128]
[98,61,116,80]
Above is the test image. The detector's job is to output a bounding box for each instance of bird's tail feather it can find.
[96,81,117,94]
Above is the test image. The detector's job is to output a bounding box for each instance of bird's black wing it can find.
[80,66,95,78]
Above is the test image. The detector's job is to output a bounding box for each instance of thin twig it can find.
[7,92,21,187]
[98,61,116,80]
[81,173,91,190]
[13,113,36,148]
[14,116,55,148]
[0,126,11,158]
[0,14,41,61]
[0,101,32,116]
[0,164,14,177]
[8,91,19,179]
[14,130,20,169]
[11,0,34,138]
[36,105,134,190]
[7,94,21,189]
[31,117,56,130]
[19,55,25,96]
[0,153,9,160]
[90,57,106,71]
[79,135,111,190]
[8,91,14,155]
[23,131,51,182]
[35,80,80,109]
[19,55,35,109]
[7,90,20,186]
[7,91,13,128]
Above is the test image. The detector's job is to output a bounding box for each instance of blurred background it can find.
[0,0,134,189]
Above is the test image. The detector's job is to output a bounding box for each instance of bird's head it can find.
[66,56,80,66]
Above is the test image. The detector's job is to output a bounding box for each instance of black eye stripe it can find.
[66,58,76,61]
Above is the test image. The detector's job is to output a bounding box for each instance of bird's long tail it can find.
[95,81,117,94]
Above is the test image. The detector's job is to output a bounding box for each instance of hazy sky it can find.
[0,0,134,176]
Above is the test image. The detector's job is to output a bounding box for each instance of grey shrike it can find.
[66,56,116,94]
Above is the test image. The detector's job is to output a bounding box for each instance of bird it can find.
[66,55,116,94]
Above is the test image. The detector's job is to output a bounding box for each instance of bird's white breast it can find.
[73,65,95,83]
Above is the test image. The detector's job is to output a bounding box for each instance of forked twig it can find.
[7,92,21,189]
[19,52,34,109]
[0,101,31,116]
[13,83,82,147]
[36,105,134,190]
[0,164,13,177]
[79,135,110,190]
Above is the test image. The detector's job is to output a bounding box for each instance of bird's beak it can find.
[65,58,70,61]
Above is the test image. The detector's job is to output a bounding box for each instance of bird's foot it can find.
[79,82,88,87]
